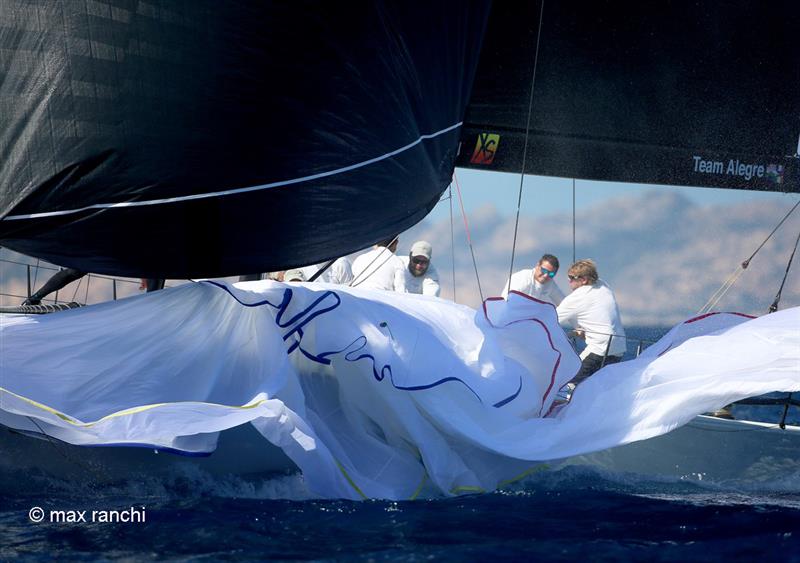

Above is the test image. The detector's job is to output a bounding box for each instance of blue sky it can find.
[426,168,800,222]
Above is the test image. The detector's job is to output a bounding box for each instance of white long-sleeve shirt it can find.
[501,268,564,306]
[557,279,626,359]
[351,247,406,292]
[400,256,440,297]
[300,257,353,285]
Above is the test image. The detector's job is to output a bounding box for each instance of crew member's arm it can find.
[393,259,407,293]
[556,293,580,327]
[422,277,440,297]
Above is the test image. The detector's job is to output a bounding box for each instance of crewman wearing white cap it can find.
[283,268,307,282]
[401,240,440,297]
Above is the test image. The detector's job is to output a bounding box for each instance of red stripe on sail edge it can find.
[481,292,567,415]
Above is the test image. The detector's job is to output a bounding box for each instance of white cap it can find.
[284,268,306,282]
[410,240,432,260]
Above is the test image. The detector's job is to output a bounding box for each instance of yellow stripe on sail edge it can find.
[334,459,429,501]
[2,387,549,499]
[0,386,269,428]
[497,463,551,488]
[450,464,552,495]
[335,460,368,500]
[408,472,427,501]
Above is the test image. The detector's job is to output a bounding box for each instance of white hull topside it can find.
[3,415,798,491]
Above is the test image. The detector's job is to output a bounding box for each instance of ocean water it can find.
[3,466,800,561]
[3,327,799,561]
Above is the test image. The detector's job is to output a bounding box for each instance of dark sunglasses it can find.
[568,274,582,281]
[411,257,429,265]
[540,266,556,278]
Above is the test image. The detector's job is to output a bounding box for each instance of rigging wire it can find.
[84,274,92,304]
[24,416,113,482]
[0,256,142,305]
[69,273,83,304]
[767,199,799,426]
[768,225,800,313]
[348,235,400,288]
[32,257,40,294]
[572,178,576,264]
[779,391,794,429]
[696,268,747,315]
[449,184,457,303]
[698,198,800,314]
[506,0,546,285]
[743,198,800,268]
[309,258,336,282]
[453,171,484,302]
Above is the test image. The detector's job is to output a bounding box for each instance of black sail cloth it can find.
[0,1,490,278]
[457,1,800,192]
[5,1,799,280]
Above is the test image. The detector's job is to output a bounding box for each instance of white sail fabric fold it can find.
[1,281,798,499]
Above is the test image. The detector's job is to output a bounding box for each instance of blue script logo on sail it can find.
[692,155,783,183]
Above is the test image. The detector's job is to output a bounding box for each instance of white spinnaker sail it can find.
[1,281,798,499]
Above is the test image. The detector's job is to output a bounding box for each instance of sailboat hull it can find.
[0,423,295,484]
[566,415,800,482]
[4,416,798,490]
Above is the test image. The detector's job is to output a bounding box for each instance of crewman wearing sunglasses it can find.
[557,259,627,386]
[402,240,441,297]
[501,253,564,306]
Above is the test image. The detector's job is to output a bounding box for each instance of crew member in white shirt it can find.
[557,259,626,385]
[501,253,564,306]
[401,240,440,297]
[300,256,353,285]
[283,268,306,282]
[351,235,406,292]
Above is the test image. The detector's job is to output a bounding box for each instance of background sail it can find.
[0,1,489,278]
[457,1,800,193]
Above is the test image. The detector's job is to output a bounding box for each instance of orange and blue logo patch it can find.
[470,133,500,165]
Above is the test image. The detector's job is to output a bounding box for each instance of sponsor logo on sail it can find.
[692,155,785,183]
[470,133,500,165]
[765,164,784,184]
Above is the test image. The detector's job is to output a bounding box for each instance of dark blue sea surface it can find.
[3,467,800,561]
[2,327,798,561]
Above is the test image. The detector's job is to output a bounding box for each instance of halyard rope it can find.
[453,171,484,302]
[449,184,457,303]
[507,0,546,285]
[698,198,800,314]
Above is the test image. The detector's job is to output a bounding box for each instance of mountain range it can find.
[401,190,800,326]
[2,190,798,327]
